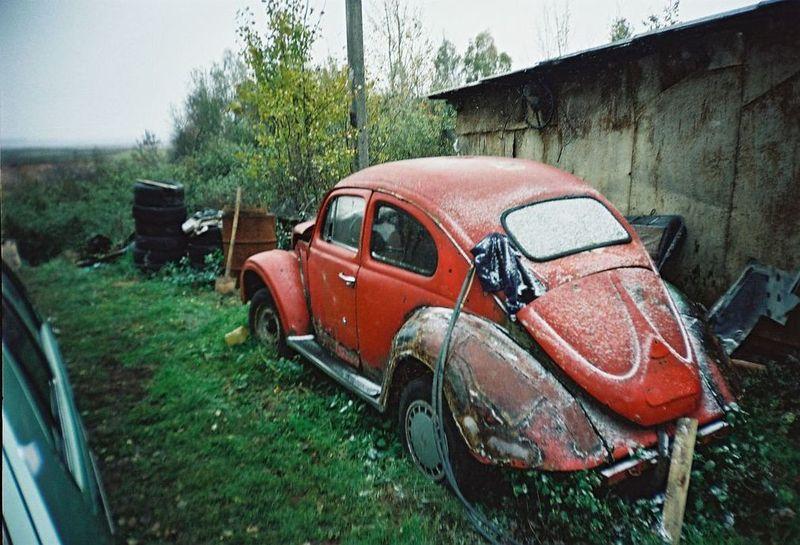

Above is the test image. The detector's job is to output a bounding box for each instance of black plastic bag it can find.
[471,233,546,313]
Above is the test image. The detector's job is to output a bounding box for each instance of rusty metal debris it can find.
[707,260,800,355]
[76,234,134,268]
[182,208,222,236]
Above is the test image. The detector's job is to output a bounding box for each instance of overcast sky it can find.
[0,0,755,148]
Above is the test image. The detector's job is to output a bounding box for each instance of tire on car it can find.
[248,288,292,357]
[398,375,488,496]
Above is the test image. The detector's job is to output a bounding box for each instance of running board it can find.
[286,335,383,410]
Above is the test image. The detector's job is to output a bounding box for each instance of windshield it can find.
[502,197,630,261]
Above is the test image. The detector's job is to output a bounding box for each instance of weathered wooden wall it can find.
[449,19,799,304]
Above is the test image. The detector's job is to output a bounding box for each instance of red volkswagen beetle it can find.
[240,156,734,485]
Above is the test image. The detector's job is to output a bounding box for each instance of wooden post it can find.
[345,0,369,170]
[661,417,698,545]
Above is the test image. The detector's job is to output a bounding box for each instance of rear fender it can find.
[383,307,608,471]
[240,250,311,336]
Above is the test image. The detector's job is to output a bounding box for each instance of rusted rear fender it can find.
[385,307,608,471]
[240,250,311,336]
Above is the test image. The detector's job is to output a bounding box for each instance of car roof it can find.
[336,156,601,252]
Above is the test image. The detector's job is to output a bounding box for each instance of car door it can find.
[307,189,371,367]
[356,195,469,380]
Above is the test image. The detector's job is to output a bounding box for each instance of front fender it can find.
[385,307,608,471]
[240,250,311,336]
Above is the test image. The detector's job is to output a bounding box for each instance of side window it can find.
[321,195,366,251]
[3,266,42,334]
[370,203,438,276]
[2,299,64,456]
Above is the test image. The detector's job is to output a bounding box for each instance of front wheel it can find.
[248,288,291,358]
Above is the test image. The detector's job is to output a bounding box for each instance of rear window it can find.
[502,197,630,261]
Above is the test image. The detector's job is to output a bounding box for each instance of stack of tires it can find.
[132,181,187,272]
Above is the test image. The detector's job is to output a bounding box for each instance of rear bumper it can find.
[600,419,730,485]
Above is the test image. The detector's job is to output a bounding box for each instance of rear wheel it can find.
[248,288,291,357]
[398,375,483,490]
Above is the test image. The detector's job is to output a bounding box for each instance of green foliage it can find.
[1,149,172,264]
[171,51,250,160]
[461,31,512,84]
[23,262,799,545]
[157,251,223,287]
[369,92,455,164]
[505,470,660,544]
[170,137,258,209]
[610,16,634,42]
[133,130,163,168]
[24,261,475,545]
[432,38,462,92]
[644,0,681,31]
[236,1,353,209]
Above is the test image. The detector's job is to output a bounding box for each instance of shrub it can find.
[1,152,173,264]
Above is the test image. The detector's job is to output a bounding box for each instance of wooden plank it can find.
[730,358,767,372]
[661,418,699,544]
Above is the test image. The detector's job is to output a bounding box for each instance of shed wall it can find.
[450,20,799,304]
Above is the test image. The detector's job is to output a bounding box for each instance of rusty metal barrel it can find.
[222,208,277,275]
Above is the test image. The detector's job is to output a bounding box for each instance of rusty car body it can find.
[240,156,735,484]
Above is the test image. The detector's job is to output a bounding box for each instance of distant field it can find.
[0,146,136,189]
[1,146,133,167]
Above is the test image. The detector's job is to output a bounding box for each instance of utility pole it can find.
[345,0,369,170]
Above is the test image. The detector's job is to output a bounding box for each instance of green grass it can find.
[25,259,473,545]
[22,259,799,545]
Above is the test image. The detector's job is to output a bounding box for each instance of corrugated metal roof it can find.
[429,0,796,100]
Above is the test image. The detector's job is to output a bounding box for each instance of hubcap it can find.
[255,305,279,346]
[405,399,445,481]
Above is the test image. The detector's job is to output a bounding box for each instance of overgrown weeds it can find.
[22,260,799,545]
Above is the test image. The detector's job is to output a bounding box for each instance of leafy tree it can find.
[171,51,248,159]
[133,130,162,167]
[432,37,462,91]
[461,31,512,84]
[643,0,680,31]
[236,0,352,208]
[609,17,633,42]
[369,0,431,97]
[537,0,571,59]
[365,1,455,164]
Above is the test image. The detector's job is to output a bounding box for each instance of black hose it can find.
[431,265,526,545]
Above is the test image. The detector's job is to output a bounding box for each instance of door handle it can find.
[338,272,356,287]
